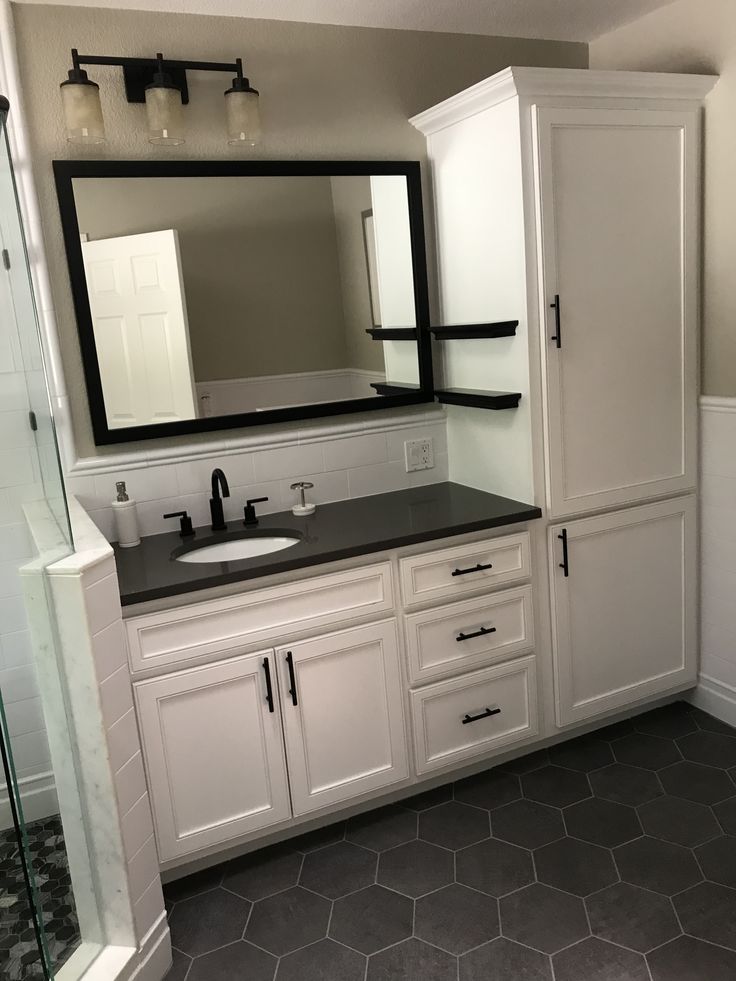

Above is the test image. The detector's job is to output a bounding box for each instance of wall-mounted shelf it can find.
[434,388,522,410]
[365,328,418,341]
[431,321,518,339]
[371,382,422,396]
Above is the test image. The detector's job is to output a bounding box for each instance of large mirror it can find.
[54,161,433,444]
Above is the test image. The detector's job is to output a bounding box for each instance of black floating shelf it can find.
[431,321,518,340]
[365,328,418,341]
[371,381,421,396]
[434,388,522,410]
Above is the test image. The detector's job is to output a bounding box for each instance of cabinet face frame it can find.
[532,105,700,519]
[548,496,697,727]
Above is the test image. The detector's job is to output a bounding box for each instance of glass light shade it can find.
[225,89,261,146]
[145,86,184,146]
[60,81,106,144]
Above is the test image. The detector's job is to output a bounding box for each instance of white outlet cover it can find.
[404,438,434,472]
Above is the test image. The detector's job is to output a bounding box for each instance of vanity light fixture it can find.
[59,48,261,147]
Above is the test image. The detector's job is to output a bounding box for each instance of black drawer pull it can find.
[550,293,562,348]
[262,657,275,713]
[452,562,493,577]
[285,651,298,706]
[456,626,497,643]
[462,707,502,725]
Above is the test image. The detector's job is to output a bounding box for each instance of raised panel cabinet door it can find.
[134,651,291,862]
[276,620,409,816]
[534,106,699,517]
[549,496,697,727]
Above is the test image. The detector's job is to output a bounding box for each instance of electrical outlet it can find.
[404,438,434,473]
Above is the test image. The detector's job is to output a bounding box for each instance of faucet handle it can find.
[163,510,195,537]
[243,497,268,527]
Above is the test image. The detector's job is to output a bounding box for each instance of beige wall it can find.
[590,0,730,396]
[13,2,586,456]
[73,175,349,379]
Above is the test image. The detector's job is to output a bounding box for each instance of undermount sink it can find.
[175,534,301,564]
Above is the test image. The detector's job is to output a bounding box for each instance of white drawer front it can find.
[400,532,530,608]
[411,657,538,774]
[405,586,534,685]
[126,562,394,673]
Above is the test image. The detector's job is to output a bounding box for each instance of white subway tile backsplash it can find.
[0,560,22,598]
[115,751,148,816]
[92,619,128,684]
[3,696,45,736]
[0,630,32,667]
[409,454,449,488]
[0,663,39,703]
[99,664,135,729]
[386,425,448,462]
[84,574,121,636]
[0,596,28,634]
[107,709,141,773]
[324,433,387,472]
[0,522,32,561]
[176,454,255,496]
[0,448,37,489]
[5,728,51,772]
[347,460,410,498]
[253,443,324,482]
[0,411,35,448]
[127,834,160,905]
[96,465,175,506]
[222,482,283,522]
[87,508,115,542]
[122,792,155,861]
[279,469,349,509]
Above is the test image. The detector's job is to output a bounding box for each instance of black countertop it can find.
[113,482,541,607]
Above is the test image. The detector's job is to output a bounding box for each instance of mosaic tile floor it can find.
[164,701,736,980]
[0,816,80,981]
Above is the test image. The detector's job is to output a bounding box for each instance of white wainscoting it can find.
[196,369,384,416]
[694,396,736,725]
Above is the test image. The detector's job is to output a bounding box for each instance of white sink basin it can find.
[175,535,301,564]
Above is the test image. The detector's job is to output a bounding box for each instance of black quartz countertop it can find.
[113,482,541,607]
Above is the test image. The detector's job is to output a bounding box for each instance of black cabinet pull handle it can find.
[285,651,298,706]
[262,657,274,713]
[456,626,497,643]
[550,293,562,348]
[452,562,493,577]
[462,707,501,725]
[558,528,569,578]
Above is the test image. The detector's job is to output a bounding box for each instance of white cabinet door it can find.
[135,651,290,861]
[535,106,699,517]
[549,497,697,727]
[277,620,409,816]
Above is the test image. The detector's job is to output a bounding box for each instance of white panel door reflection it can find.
[82,228,197,428]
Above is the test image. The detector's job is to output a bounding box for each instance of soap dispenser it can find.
[112,481,141,548]
[290,481,316,516]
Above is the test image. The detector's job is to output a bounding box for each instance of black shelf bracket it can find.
[434,388,522,410]
[431,321,518,340]
[365,328,418,341]
[371,382,422,396]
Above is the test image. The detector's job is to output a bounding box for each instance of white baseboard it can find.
[686,674,736,727]
[0,771,58,831]
[63,912,171,981]
[129,912,172,981]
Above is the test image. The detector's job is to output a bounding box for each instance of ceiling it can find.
[13,0,677,43]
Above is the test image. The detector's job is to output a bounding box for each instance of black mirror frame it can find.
[53,159,434,446]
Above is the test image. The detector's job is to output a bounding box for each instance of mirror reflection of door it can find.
[81,228,198,428]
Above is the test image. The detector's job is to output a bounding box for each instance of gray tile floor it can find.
[164,701,736,980]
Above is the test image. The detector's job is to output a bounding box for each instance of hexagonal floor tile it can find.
[346,805,417,852]
[648,935,736,981]
[552,937,649,981]
[277,939,366,981]
[186,941,276,981]
[415,883,499,954]
[548,735,613,773]
[245,886,330,955]
[659,760,736,804]
[456,837,534,897]
[453,769,521,810]
[499,884,589,954]
[164,864,223,903]
[639,795,720,848]
[492,799,565,849]
[614,836,702,895]
[535,838,617,897]
[633,703,697,739]
[300,841,376,899]
[522,766,591,808]
[689,707,736,736]
[460,938,552,981]
[715,797,736,836]
[169,889,251,957]
[677,730,736,769]
[166,949,191,981]
[222,845,302,901]
[403,785,453,811]
[613,733,681,770]
[377,840,454,898]
[367,938,457,981]
[586,882,680,953]
[563,796,642,848]
[498,748,550,775]
[329,885,412,954]
[674,881,736,951]
[589,764,663,806]
[419,802,489,850]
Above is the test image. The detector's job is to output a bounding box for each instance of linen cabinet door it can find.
[549,496,697,727]
[535,106,698,517]
[276,620,409,816]
[134,651,291,862]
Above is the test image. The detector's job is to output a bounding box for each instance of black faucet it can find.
[210,468,230,531]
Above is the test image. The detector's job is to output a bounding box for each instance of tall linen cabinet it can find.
[412,68,716,730]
